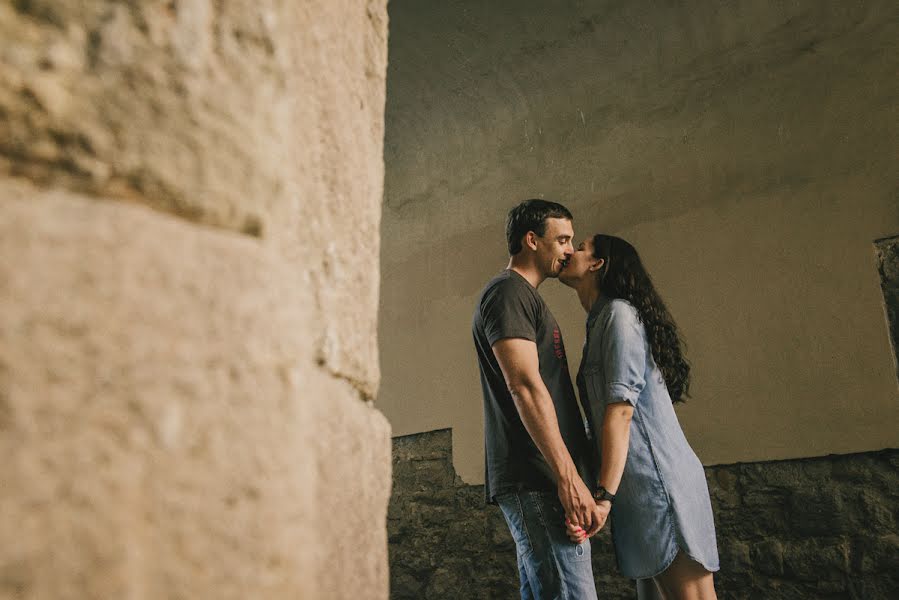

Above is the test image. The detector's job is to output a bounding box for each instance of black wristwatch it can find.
[593,485,616,504]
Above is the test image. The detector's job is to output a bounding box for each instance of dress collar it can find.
[587,295,611,325]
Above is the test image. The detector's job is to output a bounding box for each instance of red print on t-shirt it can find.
[553,326,566,361]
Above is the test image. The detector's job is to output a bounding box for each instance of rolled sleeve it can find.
[607,382,640,405]
[601,301,647,406]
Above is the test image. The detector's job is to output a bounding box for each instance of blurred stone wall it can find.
[389,429,899,600]
[0,1,391,599]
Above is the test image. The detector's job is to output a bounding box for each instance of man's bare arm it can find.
[492,337,601,533]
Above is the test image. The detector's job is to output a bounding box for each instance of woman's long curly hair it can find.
[592,234,691,403]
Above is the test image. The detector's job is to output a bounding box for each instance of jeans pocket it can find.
[497,492,535,557]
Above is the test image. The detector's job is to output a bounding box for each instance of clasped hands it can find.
[558,477,612,544]
[565,501,610,543]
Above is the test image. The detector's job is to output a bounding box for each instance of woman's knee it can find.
[653,551,716,600]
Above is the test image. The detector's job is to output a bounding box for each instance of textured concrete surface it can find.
[0,183,392,600]
[389,429,899,600]
[379,0,899,482]
[0,1,391,598]
[0,0,386,391]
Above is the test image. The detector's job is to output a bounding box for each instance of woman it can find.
[559,234,720,600]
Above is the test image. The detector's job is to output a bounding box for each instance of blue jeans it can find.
[496,490,598,600]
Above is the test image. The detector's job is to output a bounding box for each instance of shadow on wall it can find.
[388,429,899,600]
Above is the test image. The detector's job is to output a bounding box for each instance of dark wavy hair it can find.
[506,199,573,255]
[592,234,691,403]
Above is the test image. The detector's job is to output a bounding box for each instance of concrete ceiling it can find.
[383,0,897,248]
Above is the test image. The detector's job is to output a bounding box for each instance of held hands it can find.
[557,475,605,537]
[566,501,611,543]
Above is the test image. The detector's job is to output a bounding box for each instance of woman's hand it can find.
[596,499,611,528]
[565,518,587,543]
[566,503,610,543]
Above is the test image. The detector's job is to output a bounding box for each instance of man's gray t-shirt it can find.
[472,269,593,503]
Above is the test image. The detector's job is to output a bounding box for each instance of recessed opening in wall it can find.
[874,234,899,383]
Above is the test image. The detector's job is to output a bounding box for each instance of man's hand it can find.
[558,475,602,535]
[565,500,611,543]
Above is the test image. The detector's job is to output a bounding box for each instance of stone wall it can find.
[0,2,391,599]
[389,429,899,599]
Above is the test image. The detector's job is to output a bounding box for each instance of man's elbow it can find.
[507,380,538,405]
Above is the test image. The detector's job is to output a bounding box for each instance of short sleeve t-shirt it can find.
[472,269,593,503]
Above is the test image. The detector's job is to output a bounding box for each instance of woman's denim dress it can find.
[577,297,720,579]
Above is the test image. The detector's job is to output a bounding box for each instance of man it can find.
[472,199,606,599]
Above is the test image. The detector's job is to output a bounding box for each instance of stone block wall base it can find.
[389,429,899,600]
[0,182,391,600]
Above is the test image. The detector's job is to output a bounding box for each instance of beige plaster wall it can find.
[1,1,391,598]
[380,0,899,484]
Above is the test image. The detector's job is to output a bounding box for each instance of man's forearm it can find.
[509,382,580,482]
[510,378,601,531]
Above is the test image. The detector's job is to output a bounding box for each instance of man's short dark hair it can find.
[506,199,573,255]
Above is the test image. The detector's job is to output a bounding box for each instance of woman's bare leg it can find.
[652,551,717,600]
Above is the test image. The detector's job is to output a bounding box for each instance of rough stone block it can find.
[788,487,847,536]
[393,428,454,463]
[0,183,391,599]
[783,539,850,581]
[749,539,785,576]
[0,0,388,394]
[854,488,896,532]
[722,540,752,575]
[0,0,384,239]
[854,534,899,574]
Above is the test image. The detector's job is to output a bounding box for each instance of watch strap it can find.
[592,485,616,503]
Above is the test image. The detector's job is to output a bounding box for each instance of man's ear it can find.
[589,258,605,272]
[524,231,539,251]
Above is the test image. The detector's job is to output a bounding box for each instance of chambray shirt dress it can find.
[577,297,720,579]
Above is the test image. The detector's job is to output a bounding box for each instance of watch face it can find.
[593,487,614,502]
